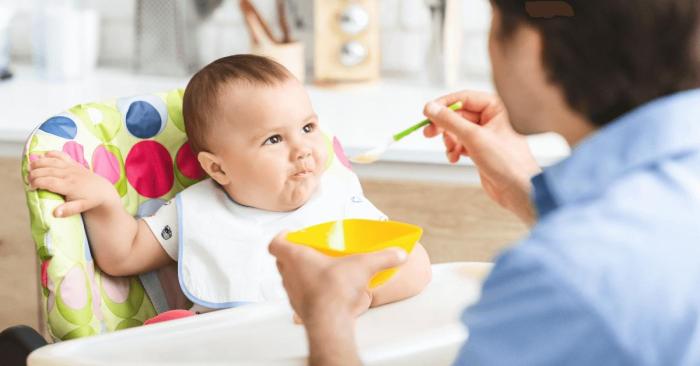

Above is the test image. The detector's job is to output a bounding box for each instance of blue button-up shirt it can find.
[455,89,700,365]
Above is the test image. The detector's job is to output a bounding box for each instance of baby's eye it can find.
[263,135,283,145]
[302,123,315,134]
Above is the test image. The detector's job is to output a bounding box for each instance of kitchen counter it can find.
[0,65,569,183]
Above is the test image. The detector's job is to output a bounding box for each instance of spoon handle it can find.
[392,101,463,141]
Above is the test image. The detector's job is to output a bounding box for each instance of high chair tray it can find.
[28,262,491,366]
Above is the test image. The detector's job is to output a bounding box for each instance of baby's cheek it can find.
[316,146,329,169]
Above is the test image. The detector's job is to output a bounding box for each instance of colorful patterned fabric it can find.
[21,89,352,341]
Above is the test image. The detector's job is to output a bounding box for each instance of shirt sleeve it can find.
[454,244,625,366]
[142,199,179,261]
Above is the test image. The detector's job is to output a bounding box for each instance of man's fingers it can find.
[433,90,495,114]
[423,123,441,138]
[424,102,480,143]
[54,200,94,217]
[456,110,482,125]
[443,131,457,153]
[268,232,295,257]
[356,247,408,277]
[447,144,464,164]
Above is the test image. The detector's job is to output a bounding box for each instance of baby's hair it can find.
[182,54,293,155]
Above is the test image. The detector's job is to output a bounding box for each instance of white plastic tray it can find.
[28,262,490,366]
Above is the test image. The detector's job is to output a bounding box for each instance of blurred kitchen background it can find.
[0,0,492,81]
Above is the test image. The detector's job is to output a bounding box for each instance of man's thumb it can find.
[360,247,408,275]
[424,101,478,140]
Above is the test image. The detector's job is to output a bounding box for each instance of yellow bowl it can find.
[286,219,423,287]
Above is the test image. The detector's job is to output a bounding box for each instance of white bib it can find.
[175,161,386,309]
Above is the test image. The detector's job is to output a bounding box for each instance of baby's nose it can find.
[297,151,312,160]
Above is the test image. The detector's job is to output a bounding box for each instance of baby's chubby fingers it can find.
[28,167,68,181]
[30,156,69,171]
[45,150,74,163]
[29,176,69,195]
[54,200,94,218]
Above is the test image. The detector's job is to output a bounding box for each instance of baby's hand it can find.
[29,151,121,218]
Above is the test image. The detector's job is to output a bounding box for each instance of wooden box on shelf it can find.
[314,0,380,85]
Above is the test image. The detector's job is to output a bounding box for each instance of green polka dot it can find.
[323,133,334,170]
[70,103,123,142]
[38,190,63,201]
[101,277,145,319]
[37,245,51,261]
[22,157,30,186]
[56,268,93,326]
[116,318,142,330]
[166,89,186,132]
[174,165,200,189]
[62,325,96,340]
[29,134,39,151]
[101,144,128,197]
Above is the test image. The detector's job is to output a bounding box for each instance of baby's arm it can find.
[29,151,172,276]
[369,243,431,307]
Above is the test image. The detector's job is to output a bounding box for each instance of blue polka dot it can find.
[39,116,77,139]
[125,101,164,138]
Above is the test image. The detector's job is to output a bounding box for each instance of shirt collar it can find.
[533,88,700,214]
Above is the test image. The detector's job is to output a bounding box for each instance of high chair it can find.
[1,88,361,365]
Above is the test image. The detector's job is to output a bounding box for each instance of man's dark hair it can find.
[183,54,292,154]
[492,0,700,126]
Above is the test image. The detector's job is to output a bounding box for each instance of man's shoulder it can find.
[491,196,700,362]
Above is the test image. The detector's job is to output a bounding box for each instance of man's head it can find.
[183,54,327,212]
[488,0,700,137]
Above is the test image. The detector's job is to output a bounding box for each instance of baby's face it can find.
[209,78,328,212]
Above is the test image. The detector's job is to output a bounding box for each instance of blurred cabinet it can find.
[314,0,380,84]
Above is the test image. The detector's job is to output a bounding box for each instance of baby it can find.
[28,54,431,316]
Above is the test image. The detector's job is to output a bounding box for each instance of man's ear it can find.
[198,151,230,185]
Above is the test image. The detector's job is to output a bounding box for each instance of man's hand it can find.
[423,90,541,225]
[269,233,407,366]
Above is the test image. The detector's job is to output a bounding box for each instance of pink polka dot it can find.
[63,141,89,168]
[87,265,103,320]
[125,140,174,198]
[60,266,88,309]
[41,260,50,289]
[176,141,205,180]
[333,137,352,170]
[92,145,121,184]
[101,275,130,304]
[29,154,40,162]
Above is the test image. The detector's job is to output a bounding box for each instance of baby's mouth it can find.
[293,168,314,177]
[293,159,315,177]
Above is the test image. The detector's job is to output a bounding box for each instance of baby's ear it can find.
[197,151,230,185]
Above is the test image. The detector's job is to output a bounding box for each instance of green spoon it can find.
[350,101,463,164]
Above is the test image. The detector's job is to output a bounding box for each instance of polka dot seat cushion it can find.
[21,89,354,341]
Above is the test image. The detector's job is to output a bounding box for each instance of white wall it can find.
[2,0,492,80]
